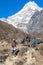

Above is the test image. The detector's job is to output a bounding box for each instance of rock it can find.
[16,37,24,44]
[0,53,8,62]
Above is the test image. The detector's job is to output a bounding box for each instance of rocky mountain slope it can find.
[0,20,28,42]
[27,10,43,34]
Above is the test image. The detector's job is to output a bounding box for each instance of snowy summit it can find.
[0,1,43,33]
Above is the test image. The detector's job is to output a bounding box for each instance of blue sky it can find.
[0,0,43,18]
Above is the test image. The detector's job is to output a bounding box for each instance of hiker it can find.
[25,35,30,42]
[12,48,19,55]
[11,39,19,55]
[24,36,30,47]
[32,39,37,47]
[11,39,17,48]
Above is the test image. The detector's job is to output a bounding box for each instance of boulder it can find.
[16,37,24,44]
[0,53,8,62]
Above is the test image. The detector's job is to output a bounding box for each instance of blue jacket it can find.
[32,39,37,45]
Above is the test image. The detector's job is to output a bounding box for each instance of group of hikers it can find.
[11,36,43,55]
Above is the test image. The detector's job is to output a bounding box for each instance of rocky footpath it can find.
[0,40,43,65]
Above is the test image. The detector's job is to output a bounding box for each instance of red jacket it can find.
[11,41,16,48]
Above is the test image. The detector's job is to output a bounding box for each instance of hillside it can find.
[0,20,28,42]
[0,20,43,65]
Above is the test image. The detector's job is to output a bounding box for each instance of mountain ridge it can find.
[0,1,43,34]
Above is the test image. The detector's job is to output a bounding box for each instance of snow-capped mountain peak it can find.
[0,1,43,34]
[23,1,41,10]
[7,1,42,33]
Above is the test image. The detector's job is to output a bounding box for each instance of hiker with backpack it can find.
[11,39,19,55]
[25,35,30,42]
[32,38,37,47]
[11,39,17,48]
[24,35,31,47]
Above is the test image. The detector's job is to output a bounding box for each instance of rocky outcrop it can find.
[27,10,43,34]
